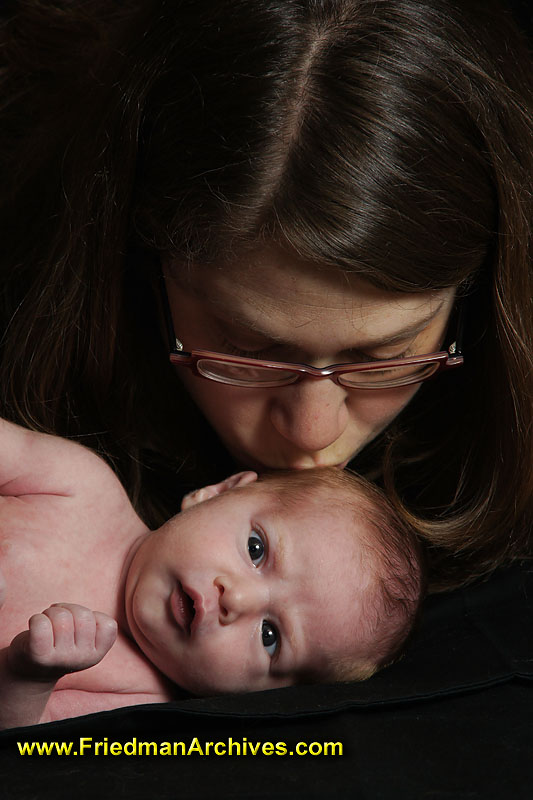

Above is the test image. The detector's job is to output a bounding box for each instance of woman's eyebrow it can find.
[217,300,446,350]
[361,308,444,349]
[216,314,287,343]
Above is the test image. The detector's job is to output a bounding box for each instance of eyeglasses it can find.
[161,276,464,390]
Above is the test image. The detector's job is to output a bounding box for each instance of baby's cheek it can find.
[184,638,260,695]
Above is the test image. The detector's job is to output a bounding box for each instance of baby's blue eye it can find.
[262,621,278,657]
[248,530,266,565]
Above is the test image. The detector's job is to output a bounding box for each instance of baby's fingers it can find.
[7,614,54,676]
[8,604,117,681]
[47,603,117,656]
[42,604,80,651]
[27,612,55,658]
[7,612,60,679]
[93,610,118,656]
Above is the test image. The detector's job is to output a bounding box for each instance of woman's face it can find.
[166,247,456,471]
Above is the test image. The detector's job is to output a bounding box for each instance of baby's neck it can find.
[115,530,151,632]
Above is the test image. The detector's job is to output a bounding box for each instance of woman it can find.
[1,0,532,591]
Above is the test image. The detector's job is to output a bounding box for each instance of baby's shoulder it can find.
[0,417,121,500]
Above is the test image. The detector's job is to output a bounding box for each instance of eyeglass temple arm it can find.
[159,271,185,354]
[451,301,465,357]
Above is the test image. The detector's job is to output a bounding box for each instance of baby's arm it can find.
[0,603,117,730]
[0,417,103,497]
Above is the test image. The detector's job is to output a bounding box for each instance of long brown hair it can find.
[1,0,532,589]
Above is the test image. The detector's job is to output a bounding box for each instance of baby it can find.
[0,419,424,729]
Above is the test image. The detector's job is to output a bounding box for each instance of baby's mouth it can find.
[170,582,196,635]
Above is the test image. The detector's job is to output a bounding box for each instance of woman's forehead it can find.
[172,247,455,348]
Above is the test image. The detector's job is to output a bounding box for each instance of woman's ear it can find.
[180,471,258,510]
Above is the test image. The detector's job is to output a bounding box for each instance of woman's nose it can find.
[214,576,266,624]
[269,378,349,452]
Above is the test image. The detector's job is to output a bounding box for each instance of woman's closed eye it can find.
[220,337,279,360]
[221,335,415,365]
[343,344,414,364]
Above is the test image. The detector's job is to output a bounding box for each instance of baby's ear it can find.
[180,471,258,510]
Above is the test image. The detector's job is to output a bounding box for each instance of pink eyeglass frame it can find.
[161,275,464,389]
[168,345,463,388]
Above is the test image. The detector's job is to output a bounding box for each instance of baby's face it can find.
[125,481,373,694]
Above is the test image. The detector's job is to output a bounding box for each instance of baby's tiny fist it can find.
[9,603,117,680]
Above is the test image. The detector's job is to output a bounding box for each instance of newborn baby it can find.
[0,419,423,729]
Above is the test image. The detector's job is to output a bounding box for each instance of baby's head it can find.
[125,468,424,695]
[255,468,425,681]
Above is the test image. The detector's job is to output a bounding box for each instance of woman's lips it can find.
[235,455,354,472]
[170,583,195,635]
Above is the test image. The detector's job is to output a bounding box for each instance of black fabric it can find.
[1,564,533,798]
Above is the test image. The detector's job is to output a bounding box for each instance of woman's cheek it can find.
[180,373,267,441]
[347,384,421,430]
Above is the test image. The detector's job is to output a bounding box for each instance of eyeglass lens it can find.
[196,357,441,388]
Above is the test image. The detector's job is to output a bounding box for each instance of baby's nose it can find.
[214,576,266,624]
